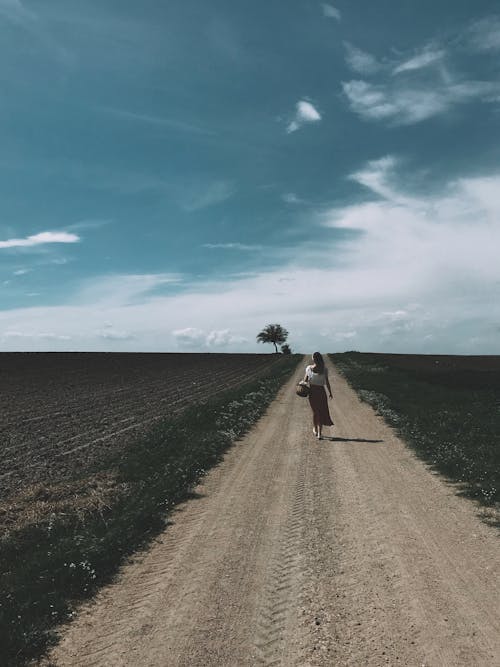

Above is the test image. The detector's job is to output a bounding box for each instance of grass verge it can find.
[331,352,500,513]
[0,355,300,666]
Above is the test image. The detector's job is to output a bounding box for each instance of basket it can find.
[296,381,310,397]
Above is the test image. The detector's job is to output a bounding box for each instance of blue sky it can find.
[1,0,500,353]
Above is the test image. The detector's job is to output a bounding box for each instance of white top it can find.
[305,364,328,386]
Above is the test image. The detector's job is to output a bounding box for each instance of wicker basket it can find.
[296,381,310,397]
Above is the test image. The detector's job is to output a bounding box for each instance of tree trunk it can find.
[273,342,278,353]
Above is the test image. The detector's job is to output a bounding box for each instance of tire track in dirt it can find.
[253,463,308,666]
[46,357,500,667]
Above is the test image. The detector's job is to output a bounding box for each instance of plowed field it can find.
[0,353,281,502]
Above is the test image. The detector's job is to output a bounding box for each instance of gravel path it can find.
[47,357,500,666]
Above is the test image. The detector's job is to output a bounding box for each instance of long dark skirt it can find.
[308,385,334,426]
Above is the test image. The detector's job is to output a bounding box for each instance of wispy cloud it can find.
[202,243,261,251]
[348,155,418,206]
[98,106,214,136]
[342,78,500,125]
[75,273,182,307]
[342,24,500,126]
[344,42,381,75]
[282,192,306,205]
[64,219,111,232]
[321,3,341,21]
[393,46,445,75]
[468,16,500,51]
[0,0,72,65]
[183,181,235,211]
[287,100,322,133]
[13,268,31,275]
[0,0,36,25]
[0,231,80,249]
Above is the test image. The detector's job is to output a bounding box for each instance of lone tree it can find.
[256,323,289,353]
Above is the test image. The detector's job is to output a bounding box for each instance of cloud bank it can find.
[1,157,499,353]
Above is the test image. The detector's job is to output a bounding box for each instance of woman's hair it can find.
[312,351,324,373]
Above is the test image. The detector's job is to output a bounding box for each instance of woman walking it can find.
[304,352,333,439]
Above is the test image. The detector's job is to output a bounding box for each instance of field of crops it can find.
[0,353,282,502]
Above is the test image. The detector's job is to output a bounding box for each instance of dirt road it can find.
[48,358,500,666]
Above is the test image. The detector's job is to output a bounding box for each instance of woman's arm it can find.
[325,369,333,398]
[303,366,310,383]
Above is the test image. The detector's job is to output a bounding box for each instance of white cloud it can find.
[13,268,31,275]
[0,231,80,249]
[203,243,261,251]
[172,327,246,349]
[393,46,445,75]
[342,78,500,125]
[206,329,247,347]
[287,100,322,133]
[297,100,321,122]
[172,327,206,347]
[344,42,381,75]
[321,3,341,21]
[343,28,500,125]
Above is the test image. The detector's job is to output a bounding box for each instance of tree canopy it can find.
[256,324,289,353]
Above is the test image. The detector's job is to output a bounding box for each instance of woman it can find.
[304,352,333,439]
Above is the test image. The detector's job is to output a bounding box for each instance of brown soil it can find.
[0,353,282,497]
[46,358,500,666]
[0,352,282,531]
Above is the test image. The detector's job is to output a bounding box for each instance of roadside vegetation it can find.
[331,352,500,515]
[0,355,300,666]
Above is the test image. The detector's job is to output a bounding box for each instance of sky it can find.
[1,0,500,354]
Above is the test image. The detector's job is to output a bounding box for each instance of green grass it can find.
[330,352,500,512]
[0,355,300,666]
